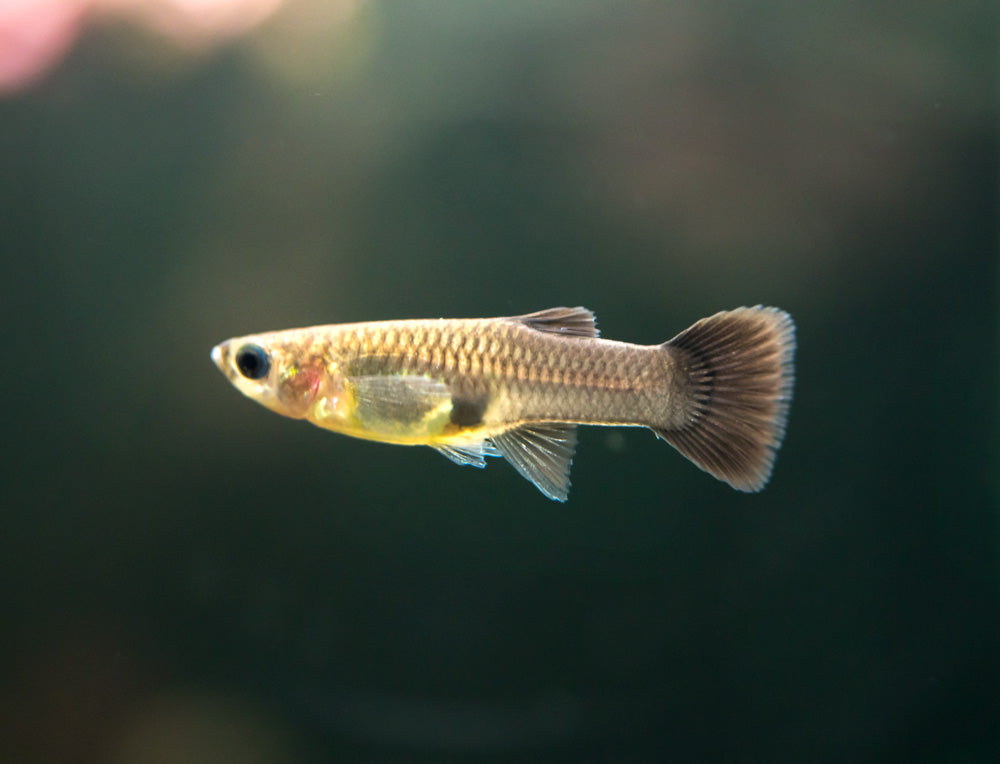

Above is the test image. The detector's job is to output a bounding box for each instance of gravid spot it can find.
[450,395,487,427]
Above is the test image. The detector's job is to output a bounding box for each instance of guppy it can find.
[211,306,795,501]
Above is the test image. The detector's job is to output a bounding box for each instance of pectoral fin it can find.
[492,422,578,502]
[348,374,453,437]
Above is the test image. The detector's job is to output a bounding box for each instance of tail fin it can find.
[657,306,795,492]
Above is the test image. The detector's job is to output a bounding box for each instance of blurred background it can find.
[1,1,996,761]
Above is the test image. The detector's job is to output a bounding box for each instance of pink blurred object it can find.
[0,0,287,95]
[0,0,91,94]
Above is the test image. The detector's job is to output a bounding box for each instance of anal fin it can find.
[492,422,578,502]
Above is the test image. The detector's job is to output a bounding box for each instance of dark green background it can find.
[2,2,996,762]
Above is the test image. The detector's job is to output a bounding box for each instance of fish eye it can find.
[235,344,271,380]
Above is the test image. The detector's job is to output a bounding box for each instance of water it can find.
[1,2,996,761]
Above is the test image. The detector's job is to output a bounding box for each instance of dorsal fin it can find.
[513,307,599,338]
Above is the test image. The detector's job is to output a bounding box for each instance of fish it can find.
[211,306,795,500]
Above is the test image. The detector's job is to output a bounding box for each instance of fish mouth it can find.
[210,342,228,371]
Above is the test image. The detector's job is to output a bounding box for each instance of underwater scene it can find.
[1,2,996,761]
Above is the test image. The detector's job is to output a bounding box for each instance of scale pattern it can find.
[319,317,683,432]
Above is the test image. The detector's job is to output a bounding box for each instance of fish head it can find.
[211,331,333,420]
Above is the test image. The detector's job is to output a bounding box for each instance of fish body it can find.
[211,306,795,500]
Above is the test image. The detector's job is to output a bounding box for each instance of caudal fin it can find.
[657,306,796,492]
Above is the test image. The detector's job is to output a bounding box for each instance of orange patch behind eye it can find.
[278,364,323,416]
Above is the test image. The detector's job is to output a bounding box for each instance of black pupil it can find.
[235,344,270,380]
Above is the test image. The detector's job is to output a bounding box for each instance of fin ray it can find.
[492,422,578,502]
[434,441,501,468]
[514,307,599,338]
